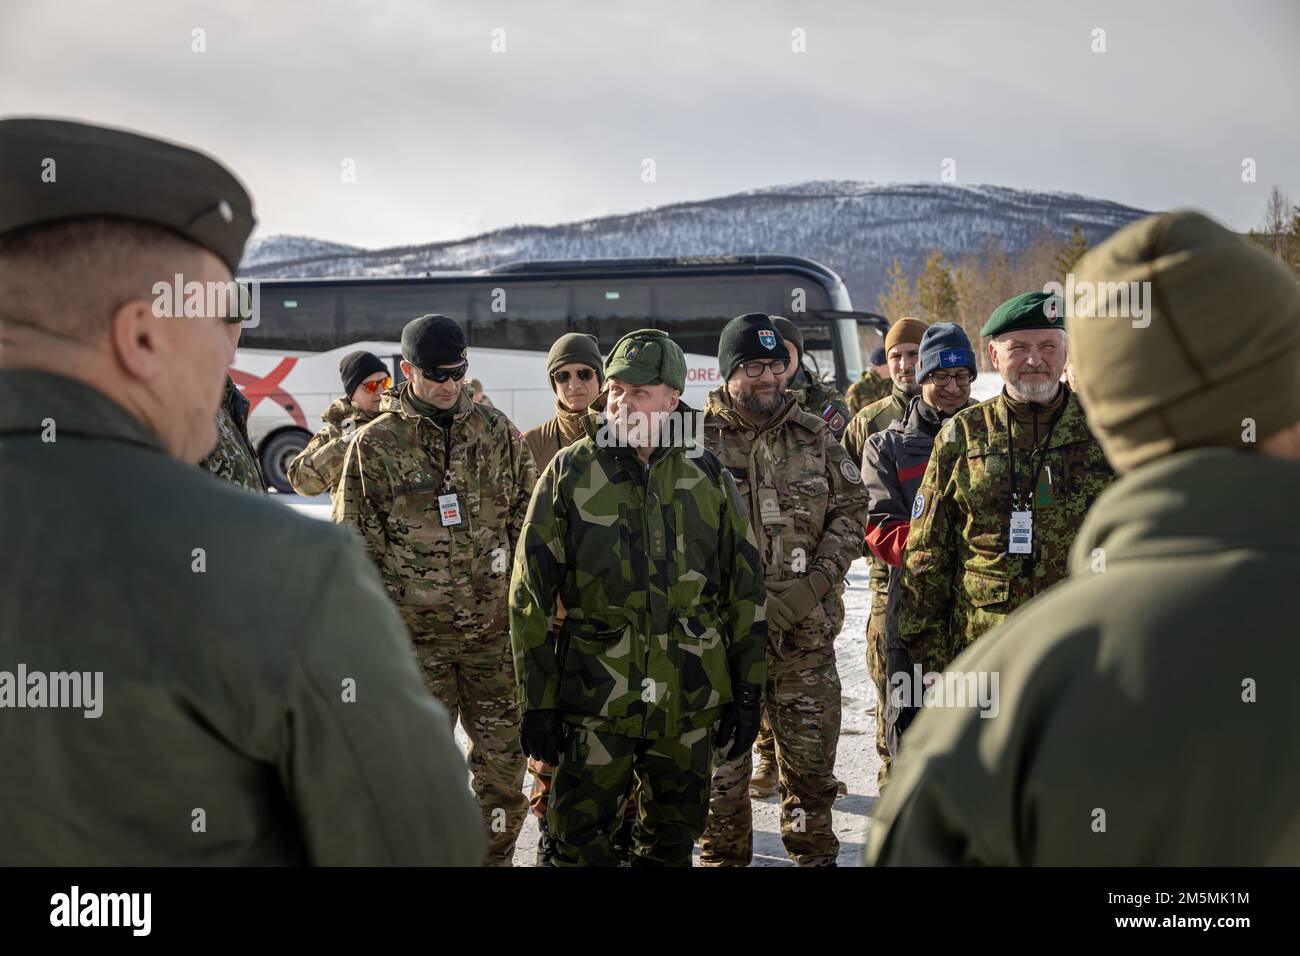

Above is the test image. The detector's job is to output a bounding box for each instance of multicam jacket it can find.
[333,383,537,637]
[789,367,852,440]
[702,387,869,663]
[199,375,266,492]
[509,405,768,739]
[898,385,1115,672]
[847,369,892,414]
[286,397,378,501]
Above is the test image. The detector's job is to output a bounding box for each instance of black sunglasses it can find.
[418,363,469,383]
[553,368,596,384]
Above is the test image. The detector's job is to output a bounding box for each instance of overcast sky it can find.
[3,0,1297,248]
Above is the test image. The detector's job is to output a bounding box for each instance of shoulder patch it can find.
[840,458,861,483]
[911,491,926,519]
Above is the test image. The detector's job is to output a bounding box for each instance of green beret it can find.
[0,117,255,274]
[981,290,1065,338]
[605,329,686,392]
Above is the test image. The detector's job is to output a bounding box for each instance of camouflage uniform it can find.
[861,395,973,760]
[286,396,379,502]
[698,388,869,866]
[899,385,1115,673]
[333,382,537,866]
[846,369,891,414]
[199,375,267,492]
[510,409,767,866]
[840,383,910,783]
[789,367,852,440]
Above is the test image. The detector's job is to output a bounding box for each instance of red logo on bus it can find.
[229,358,308,429]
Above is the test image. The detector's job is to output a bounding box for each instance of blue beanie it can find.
[916,323,977,382]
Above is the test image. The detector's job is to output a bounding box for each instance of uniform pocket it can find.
[557,611,633,719]
[673,608,727,715]
[960,570,1009,608]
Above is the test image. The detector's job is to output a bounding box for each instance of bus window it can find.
[338,284,473,342]
[242,285,339,351]
[469,283,568,351]
[652,276,785,356]
[571,280,653,352]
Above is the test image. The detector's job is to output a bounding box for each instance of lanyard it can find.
[1005,397,1067,510]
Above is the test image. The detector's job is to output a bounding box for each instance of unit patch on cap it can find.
[758,329,777,350]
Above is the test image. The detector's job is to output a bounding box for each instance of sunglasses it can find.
[553,368,596,384]
[418,363,469,383]
[359,376,392,394]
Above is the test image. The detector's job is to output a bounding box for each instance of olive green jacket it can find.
[0,370,484,865]
[868,449,1300,865]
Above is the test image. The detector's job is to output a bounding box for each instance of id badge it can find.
[1008,510,1033,554]
[438,492,463,527]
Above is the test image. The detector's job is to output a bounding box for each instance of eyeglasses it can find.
[359,376,391,394]
[737,359,789,378]
[553,368,596,384]
[926,371,972,389]
[419,363,469,383]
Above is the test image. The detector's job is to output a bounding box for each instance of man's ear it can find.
[667,389,681,413]
[986,340,1000,372]
[111,298,165,381]
[399,359,413,380]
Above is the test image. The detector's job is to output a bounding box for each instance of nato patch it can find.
[912,492,926,519]
[758,329,777,350]
[840,459,861,483]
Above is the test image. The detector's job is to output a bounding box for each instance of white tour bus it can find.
[234,255,885,492]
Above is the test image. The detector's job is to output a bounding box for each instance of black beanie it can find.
[401,314,468,370]
[770,316,804,359]
[546,333,605,391]
[718,313,786,381]
[339,350,389,398]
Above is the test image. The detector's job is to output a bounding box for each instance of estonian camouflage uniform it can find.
[699,387,869,866]
[199,375,266,492]
[286,396,380,502]
[510,395,767,867]
[899,384,1114,673]
[840,383,910,782]
[333,381,537,866]
[846,369,891,414]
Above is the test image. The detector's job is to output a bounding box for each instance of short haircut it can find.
[0,217,207,341]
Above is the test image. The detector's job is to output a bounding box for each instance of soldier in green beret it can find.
[895,290,1115,677]
[869,211,1300,865]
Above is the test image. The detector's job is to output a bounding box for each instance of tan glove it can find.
[765,569,831,632]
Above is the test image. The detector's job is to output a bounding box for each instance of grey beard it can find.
[1007,375,1061,404]
[901,381,922,397]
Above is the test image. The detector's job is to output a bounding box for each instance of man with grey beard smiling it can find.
[896,292,1115,679]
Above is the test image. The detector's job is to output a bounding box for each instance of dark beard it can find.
[736,389,784,417]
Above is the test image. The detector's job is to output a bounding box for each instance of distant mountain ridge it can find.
[239,180,1151,308]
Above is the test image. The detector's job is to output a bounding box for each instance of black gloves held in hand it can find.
[520,709,564,766]
[715,681,764,761]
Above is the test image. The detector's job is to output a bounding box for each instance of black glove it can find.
[715,682,763,761]
[520,709,564,766]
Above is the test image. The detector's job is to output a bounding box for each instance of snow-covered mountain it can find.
[239,181,1150,308]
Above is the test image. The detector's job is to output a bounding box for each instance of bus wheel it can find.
[260,430,310,494]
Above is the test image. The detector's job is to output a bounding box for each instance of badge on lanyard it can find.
[1008,510,1033,554]
[438,492,463,527]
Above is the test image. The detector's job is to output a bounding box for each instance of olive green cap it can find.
[981,290,1065,337]
[1068,210,1300,473]
[0,117,255,273]
[604,329,686,392]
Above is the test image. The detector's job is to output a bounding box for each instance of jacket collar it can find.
[703,385,798,433]
[0,369,166,454]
